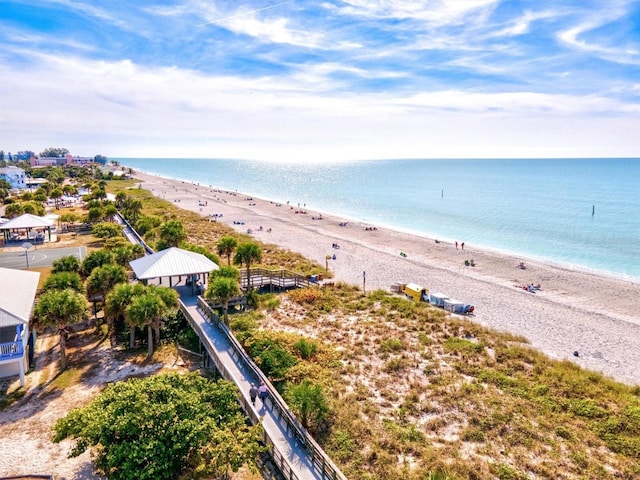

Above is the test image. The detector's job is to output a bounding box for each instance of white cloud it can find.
[1,52,638,160]
[336,0,499,25]
[557,2,640,65]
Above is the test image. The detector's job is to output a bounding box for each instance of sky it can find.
[1,0,639,162]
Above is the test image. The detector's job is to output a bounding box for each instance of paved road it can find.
[0,246,87,270]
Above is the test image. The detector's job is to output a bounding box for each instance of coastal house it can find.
[0,165,27,189]
[0,267,40,386]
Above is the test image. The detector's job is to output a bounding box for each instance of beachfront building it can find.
[30,153,94,167]
[0,267,40,386]
[0,165,27,189]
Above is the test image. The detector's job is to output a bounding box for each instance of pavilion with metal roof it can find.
[0,213,54,243]
[129,247,219,294]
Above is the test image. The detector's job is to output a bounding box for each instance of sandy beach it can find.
[132,170,640,387]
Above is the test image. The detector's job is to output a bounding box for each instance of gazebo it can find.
[0,267,40,386]
[0,213,54,243]
[129,247,219,295]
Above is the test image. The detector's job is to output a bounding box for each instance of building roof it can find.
[0,267,40,327]
[0,213,54,230]
[129,247,219,280]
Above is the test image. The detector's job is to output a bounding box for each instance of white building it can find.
[0,165,27,189]
[0,267,40,386]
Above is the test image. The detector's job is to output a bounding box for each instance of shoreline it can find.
[128,168,640,386]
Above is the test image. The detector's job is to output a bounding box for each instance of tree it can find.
[105,283,147,348]
[0,179,11,202]
[115,191,127,208]
[42,271,85,294]
[63,184,77,196]
[21,201,45,216]
[111,243,145,266]
[59,212,79,229]
[181,243,220,263]
[211,265,241,281]
[284,379,330,431]
[39,147,69,158]
[4,202,23,218]
[122,198,143,223]
[92,222,123,239]
[86,206,104,224]
[53,373,263,480]
[148,285,179,344]
[157,219,186,250]
[134,215,161,236]
[217,236,238,266]
[49,187,63,208]
[206,277,240,324]
[52,255,81,273]
[125,287,177,358]
[86,264,128,316]
[103,204,118,221]
[233,242,262,289]
[34,288,87,371]
[81,249,114,277]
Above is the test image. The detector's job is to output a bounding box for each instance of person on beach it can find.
[249,383,258,406]
[258,381,268,406]
[455,241,458,249]
[461,242,465,250]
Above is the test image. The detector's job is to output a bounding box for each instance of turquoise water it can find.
[117,158,640,281]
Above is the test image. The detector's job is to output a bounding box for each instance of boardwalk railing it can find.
[115,212,155,254]
[240,267,315,291]
[182,297,348,480]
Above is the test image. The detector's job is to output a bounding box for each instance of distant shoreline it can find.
[127,166,640,387]
[121,160,640,283]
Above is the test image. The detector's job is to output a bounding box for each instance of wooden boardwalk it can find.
[240,268,315,291]
[179,291,347,480]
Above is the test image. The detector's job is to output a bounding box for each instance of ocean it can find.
[116,158,640,281]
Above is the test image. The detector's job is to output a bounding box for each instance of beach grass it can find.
[228,285,640,479]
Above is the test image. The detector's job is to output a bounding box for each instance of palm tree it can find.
[115,191,127,209]
[211,265,240,281]
[284,379,329,431]
[233,242,262,289]
[34,288,87,371]
[206,277,240,324]
[125,292,159,357]
[42,271,85,294]
[122,198,143,223]
[103,204,118,222]
[147,285,178,345]
[105,283,146,348]
[125,287,177,358]
[217,236,238,266]
[157,220,186,249]
[86,264,128,317]
[51,255,81,273]
[49,187,63,209]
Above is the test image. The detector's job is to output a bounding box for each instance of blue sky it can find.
[1,0,639,161]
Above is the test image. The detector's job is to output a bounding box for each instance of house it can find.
[0,267,40,386]
[0,165,27,189]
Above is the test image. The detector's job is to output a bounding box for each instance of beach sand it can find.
[132,170,640,386]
